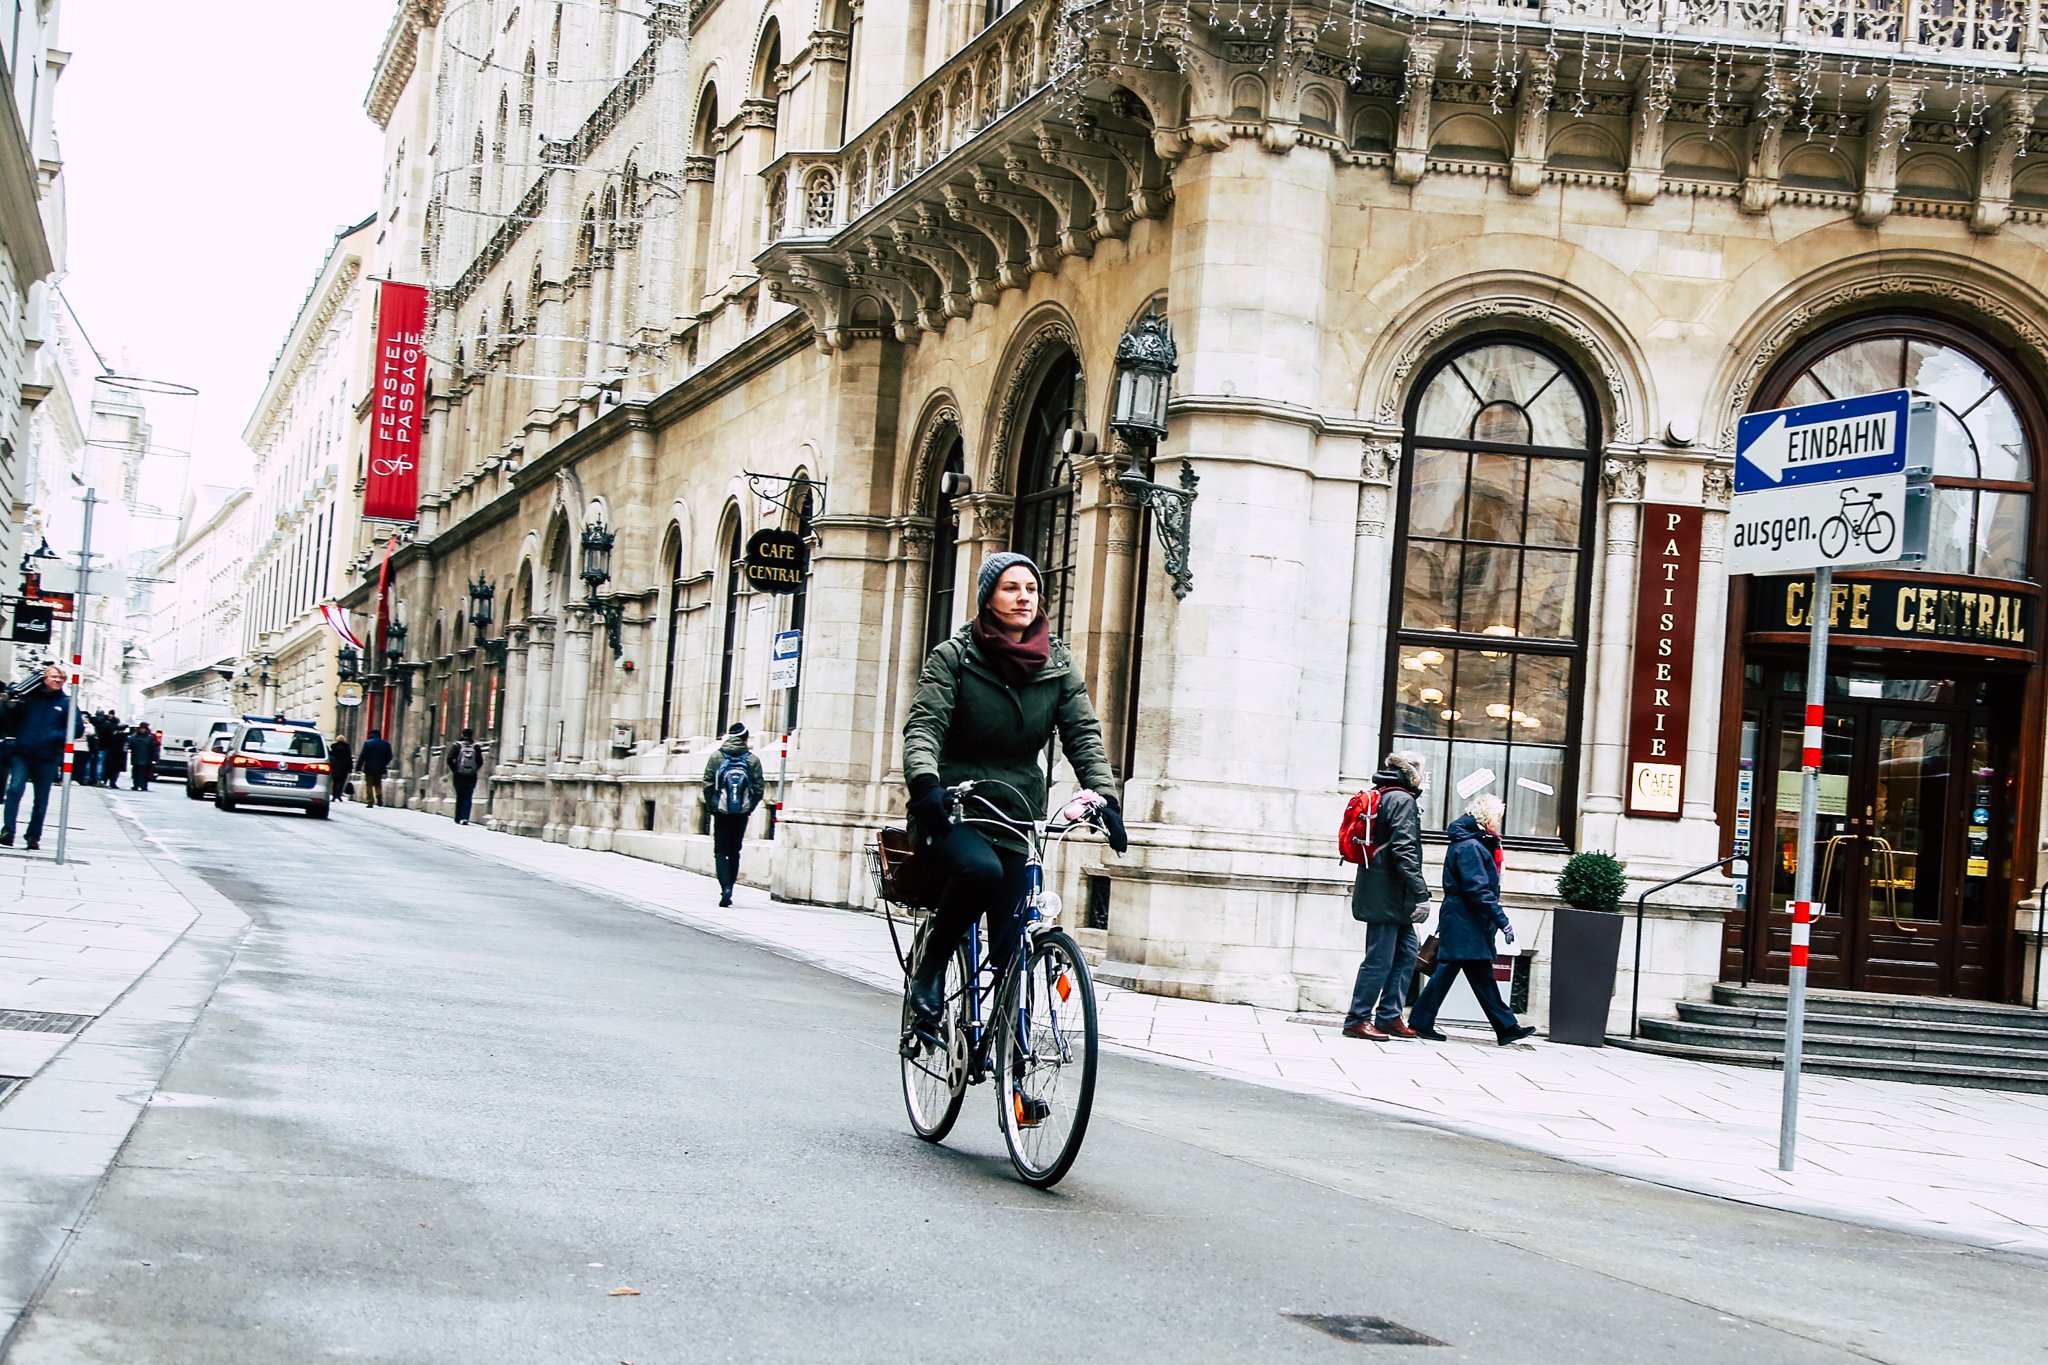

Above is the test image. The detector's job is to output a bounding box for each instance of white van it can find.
[139,697,236,778]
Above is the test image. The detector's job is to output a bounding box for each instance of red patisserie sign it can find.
[1626,504,1704,818]
[364,280,428,522]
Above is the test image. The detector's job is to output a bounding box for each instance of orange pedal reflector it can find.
[1054,972,1073,1002]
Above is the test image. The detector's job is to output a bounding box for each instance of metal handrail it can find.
[1630,853,1742,1040]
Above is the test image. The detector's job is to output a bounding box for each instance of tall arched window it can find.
[1385,338,1599,844]
[716,519,744,734]
[1013,352,1080,635]
[1773,318,2033,580]
[924,433,966,653]
[659,531,684,742]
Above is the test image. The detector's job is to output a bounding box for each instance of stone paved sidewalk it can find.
[360,804,2048,1260]
[0,787,249,1334]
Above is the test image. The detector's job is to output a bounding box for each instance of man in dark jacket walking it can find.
[125,724,159,791]
[1408,794,1536,1045]
[445,728,484,824]
[328,734,354,803]
[358,729,394,807]
[2,664,80,848]
[1342,752,1431,1041]
[702,723,765,907]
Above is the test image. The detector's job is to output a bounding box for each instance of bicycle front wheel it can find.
[901,934,969,1143]
[1863,510,1897,557]
[995,929,1099,1188]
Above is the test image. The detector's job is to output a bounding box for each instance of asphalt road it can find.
[6,791,2046,1364]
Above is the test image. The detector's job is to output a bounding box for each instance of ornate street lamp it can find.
[383,618,408,672]
[579,520,625,659]
[336,646,360,682]
[1110,312,1176,444]
[467,574,496,633]
[1111,313,1197,601]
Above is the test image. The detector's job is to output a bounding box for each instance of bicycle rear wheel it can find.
[900,934,969,1143]
[995,929,1098,1188]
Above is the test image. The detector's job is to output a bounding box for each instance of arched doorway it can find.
[1728,314,2045,999]
[1012,352,1080,636]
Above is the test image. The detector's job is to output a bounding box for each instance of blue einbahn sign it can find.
[1729,388,1916,576]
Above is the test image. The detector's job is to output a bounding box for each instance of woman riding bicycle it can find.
[901,551,1128,1041]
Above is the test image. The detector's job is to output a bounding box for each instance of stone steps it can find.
[1619,984,2048,1093]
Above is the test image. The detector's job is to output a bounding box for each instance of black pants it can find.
[917,824,1030,988]
[1408,959,1522,1039]
[451,773,477,823]
[712,812,749,897]
[130,762,150,791]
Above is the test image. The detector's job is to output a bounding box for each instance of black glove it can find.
[906,773,952,842]
[1096,794,1129,855]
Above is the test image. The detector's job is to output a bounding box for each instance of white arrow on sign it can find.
[1740,411,1793,485]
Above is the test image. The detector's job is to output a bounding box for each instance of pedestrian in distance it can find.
[358,728,394,808]
[101,713,126,791]
[1406,793,1537,1046]
[83,714,104,787]
[1341,752,1431,1041]
[328,734,354,803]
[0,664,81,850]
[446,727,484,825]
[702,722,765,907]
[126,723,159,791]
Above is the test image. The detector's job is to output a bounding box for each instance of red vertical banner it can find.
[1626,504,1705,818]
[365,280,429,523]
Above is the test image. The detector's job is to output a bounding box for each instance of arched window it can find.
[1012,351,1080,635]
[493,91,509,161]
[470,126,486,201]
[1772,319,2033,580]
[660,530,684,742]
[716,518,744,734]
[1386,338,1599,844]
[520,49,536,125]
[924,433,966,653]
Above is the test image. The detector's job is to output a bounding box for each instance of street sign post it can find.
[1731,389,1927,1172]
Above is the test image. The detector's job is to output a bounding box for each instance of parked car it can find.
[185,733,231,801]
[214,717,332,819]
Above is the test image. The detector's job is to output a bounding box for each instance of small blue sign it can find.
[1973,807,1991,825]
[772,630,801,660]
[1735,388,1910,494]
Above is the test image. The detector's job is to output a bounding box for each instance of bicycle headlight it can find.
[1033,891,1063,924]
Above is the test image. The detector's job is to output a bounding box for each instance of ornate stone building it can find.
[346,0,2048,1024]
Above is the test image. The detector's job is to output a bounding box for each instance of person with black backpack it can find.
[701,722,765,906]
[1340,751,1431,1041]
[445,728,485,825]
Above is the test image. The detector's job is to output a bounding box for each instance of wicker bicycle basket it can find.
[864,826,945,913]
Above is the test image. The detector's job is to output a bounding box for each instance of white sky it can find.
[56,1,392,495]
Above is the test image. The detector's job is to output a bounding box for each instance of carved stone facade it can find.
[343,0,2048,1022]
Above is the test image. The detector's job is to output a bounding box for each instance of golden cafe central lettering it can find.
[743,529,809,595]
[1755,577,2035,650]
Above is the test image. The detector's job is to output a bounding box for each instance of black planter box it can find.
[1549,907,1625,1046]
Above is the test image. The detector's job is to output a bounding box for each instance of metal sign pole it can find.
[1779,562,1829,1171]
[54,490,97,867]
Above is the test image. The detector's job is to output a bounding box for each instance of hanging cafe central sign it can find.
[1748,576,2037,657]
[743,529,810,594]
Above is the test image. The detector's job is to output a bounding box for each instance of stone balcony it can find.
[757,0,2048,346]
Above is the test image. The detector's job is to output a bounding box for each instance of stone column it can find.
[1100,138,1342,1008]
[1338,437,1401,785]
[501,625,530,762]
[888,522,934,776]
[558,608,592,765]
[1582,456,1646,853]
[1070,447,1144,776]
[524,618,556,765]
[1683,467,1735,831]
[953,494,1014,577]
[681,154,717,314]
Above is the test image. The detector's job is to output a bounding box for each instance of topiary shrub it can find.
[1557,851,1628,913]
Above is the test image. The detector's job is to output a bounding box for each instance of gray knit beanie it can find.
[976,551,1041,612]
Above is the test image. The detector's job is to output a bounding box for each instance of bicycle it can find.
[1818,485,1897,560]
[865,780,1109,1188]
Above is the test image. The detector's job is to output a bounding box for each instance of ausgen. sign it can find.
[1727,388,1911,577]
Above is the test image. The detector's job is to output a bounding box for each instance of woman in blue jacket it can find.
[1408,793,1537,1046]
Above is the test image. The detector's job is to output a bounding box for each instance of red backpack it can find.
[1338,787,1385,865]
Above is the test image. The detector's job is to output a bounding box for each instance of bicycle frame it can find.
[894,781,1097,1082]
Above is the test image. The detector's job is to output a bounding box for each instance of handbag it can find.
[1416,933,1440,975]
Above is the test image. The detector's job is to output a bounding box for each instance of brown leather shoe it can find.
[1378,1019,1419,1039]
[1341,1022,1391,1041]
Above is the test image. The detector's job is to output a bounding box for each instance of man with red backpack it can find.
[1340,752,1431,1041]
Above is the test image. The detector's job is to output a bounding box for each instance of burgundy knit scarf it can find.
[971,609,1051,686]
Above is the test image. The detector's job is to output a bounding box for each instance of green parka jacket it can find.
[902,623,1117,850]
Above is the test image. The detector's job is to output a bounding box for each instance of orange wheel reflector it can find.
[1054,972,1073,1002]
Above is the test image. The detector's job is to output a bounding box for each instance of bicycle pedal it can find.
[1013,1093,1050,1129]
